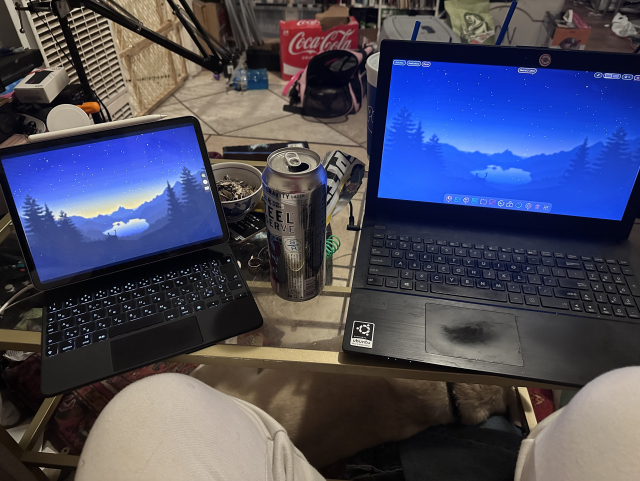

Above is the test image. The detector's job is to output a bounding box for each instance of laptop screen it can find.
[1,122,224,284]
[378,60,640,221]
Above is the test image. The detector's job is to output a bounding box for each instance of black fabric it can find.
[399,423,523,481]
[287,49,367,118]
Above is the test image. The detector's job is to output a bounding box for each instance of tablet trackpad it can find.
[425,302,523,366]
[111,316,203,372]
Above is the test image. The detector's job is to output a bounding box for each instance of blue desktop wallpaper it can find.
[378,61,640,220]
[2,125,223,283]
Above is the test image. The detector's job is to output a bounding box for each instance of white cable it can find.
[0,284,35,316]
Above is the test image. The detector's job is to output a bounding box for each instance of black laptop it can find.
[0,117,263,395]
[343,41,640,387]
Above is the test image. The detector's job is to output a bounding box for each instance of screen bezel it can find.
[0,116,229,291]
[368,40,640,240]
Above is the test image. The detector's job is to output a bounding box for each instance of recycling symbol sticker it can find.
[350,321,375,349]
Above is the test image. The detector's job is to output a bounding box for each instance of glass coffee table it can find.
[0,160,544,471]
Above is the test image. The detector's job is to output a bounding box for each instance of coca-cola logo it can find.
[288,29,355,56]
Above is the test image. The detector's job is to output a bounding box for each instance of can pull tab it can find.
[284,152,309,173]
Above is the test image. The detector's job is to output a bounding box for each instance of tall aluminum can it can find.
[263,148,327,301]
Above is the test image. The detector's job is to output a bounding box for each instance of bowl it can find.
[210,162,263,223]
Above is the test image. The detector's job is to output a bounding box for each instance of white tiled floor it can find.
[151,70,369,162]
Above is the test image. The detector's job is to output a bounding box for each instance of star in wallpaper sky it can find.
[4,125,202,219]
[385,62,640,157]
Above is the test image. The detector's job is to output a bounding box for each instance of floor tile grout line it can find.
[219,112,296,136]
[176,85,232,103]
[176,97,220,135]
[322,118,366,146]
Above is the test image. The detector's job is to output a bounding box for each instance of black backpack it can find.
[282,46,374,118]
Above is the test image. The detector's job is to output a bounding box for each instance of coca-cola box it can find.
[280,6,359,80]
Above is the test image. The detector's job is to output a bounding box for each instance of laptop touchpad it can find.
[425,302,523,366]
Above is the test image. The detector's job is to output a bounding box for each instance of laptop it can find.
[343,41,640,387]
[0,117,263,395]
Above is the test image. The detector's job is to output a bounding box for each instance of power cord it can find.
[347,201,360,231]
[32,2,112,122]
[0,284,35,317]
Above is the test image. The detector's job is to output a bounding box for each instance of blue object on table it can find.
[411,21,421,41]
[232,68,269,91]
[496,1,518,46]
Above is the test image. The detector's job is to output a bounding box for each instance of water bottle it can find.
[232,68,269,91]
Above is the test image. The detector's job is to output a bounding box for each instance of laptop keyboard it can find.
[44,256,246,357]
[367,232,640,321]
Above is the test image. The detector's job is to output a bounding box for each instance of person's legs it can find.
[516,366,640,481]
[76,373,324,481]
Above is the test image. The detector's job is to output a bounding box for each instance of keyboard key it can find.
[369,266,399,278]
[400,236,410,242]
[179,304,194,317]
[386,241,398,249]
[557,260,581,269]
[584,303,597,313]
[522,285,537,295]
[422,263,436,272]
[438,265,451,274]
[525,295,540,306]
[543,277,558,286]
[373,233,384,239]
[599,305,612,316]
[431,274,444,283]
[558,279,589,290]
[400,280,413,290]
[608,295,621,305]
[551,268,566,277]
[492,281,505,291]
[46,344,58,357]
[626,307,639,318]
[554,288,580,300]
[47,332,62,345]
[567,270,585,280]
[431,284,507,302]
[623,296,635,306]
[80,322,96,334]
[372,239,383,247]
[539,297,569,309]
[445,276,459,285]
[461,278,474,287]
[395,260,408,268]
[370,257,392,267]
[60,340,75,353]
[571,301,583,312]
[509,293,523,304]
[538,287,553,297]
[385,278,399,288]
[613,306,625,317]
[476,280,490,289]
[628,281,640,296]
[367,276,383,286]
[415,282,429,292]
[76,334,92,348]
[507,283,521,293]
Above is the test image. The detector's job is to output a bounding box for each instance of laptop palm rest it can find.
[425,302,523,366]
[111,316,203,372]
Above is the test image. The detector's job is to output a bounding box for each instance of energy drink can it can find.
[263,148,327,301]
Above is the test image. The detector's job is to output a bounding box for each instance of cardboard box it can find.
[537,11,591,50]
[279,6,359,80]
[360,27,378,45]
[191,0,231,53]
[14,67,69,104]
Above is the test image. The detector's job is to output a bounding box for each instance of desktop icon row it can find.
[444,194,551,212]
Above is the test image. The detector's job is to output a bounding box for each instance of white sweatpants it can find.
[77,367,640,481]
[75,373,324,481]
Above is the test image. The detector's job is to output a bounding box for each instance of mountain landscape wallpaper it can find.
[3,125,223,282]
[378,62,640,220]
